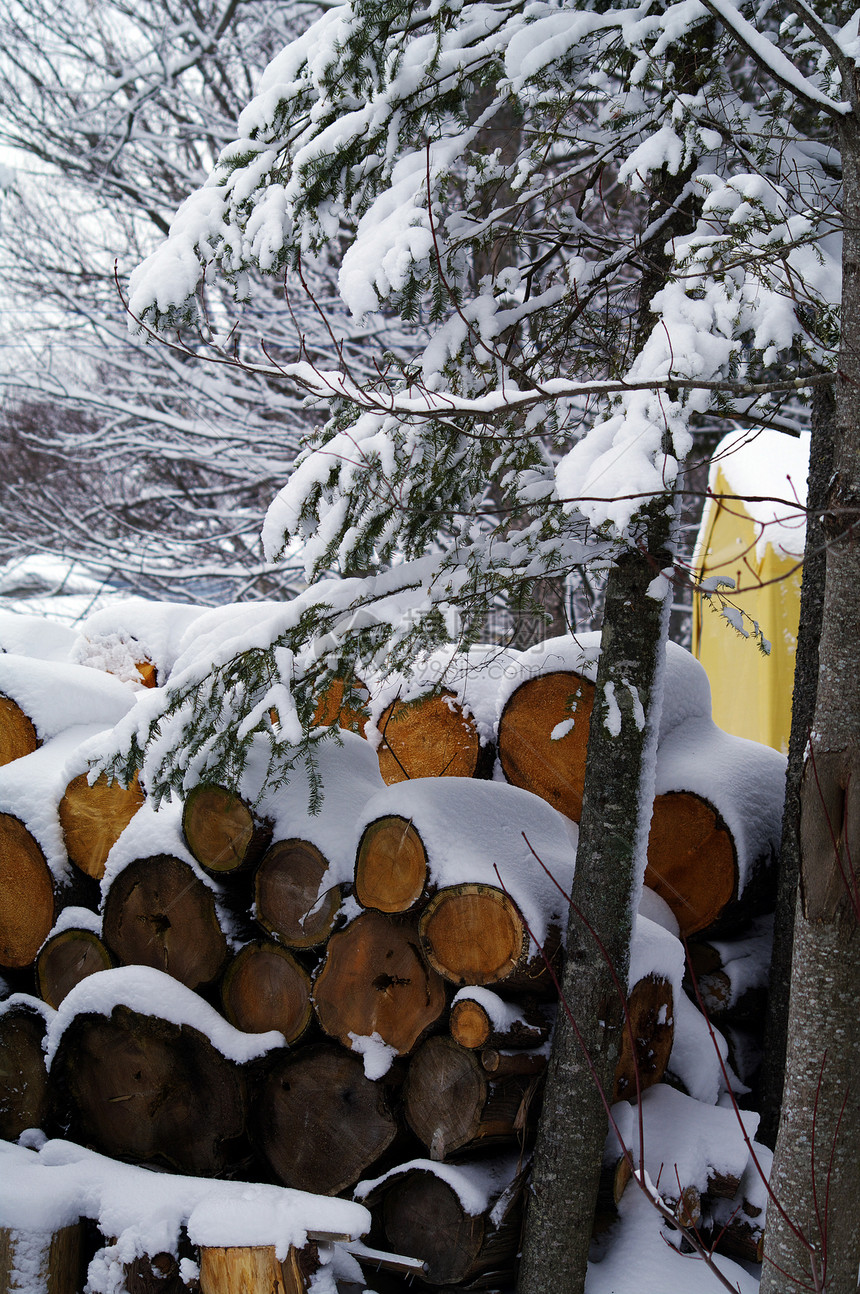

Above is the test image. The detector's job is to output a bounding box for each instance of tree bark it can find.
[517,540,672,1294]
[758,383,834,1147]
[760,115,860,1294]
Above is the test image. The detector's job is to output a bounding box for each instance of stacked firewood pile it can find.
[0,605,786,1290]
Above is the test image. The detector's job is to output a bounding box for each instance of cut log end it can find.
[376,691,490,784]
[497,671,595,821]
[255,839,342,948]
[645,792,738,937]
[418,884,529,987]
[612,976,674,1102]
[59,771,145,881]
[0,812,55,968]
[313,909,446,1056]
[182,785,269,875]
[0,693,39,767]
[221,940,312,1043]
[355,815,429,913]
[37,926,113,1009]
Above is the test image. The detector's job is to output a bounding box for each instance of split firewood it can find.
[0,1223,84,1294]
[182,785,272,877]
[102,854,229,990]
[449,988,551,1051]
[254,839,345,949]
[497,670,594,821]
[403,1035,542,1160]
[0,999,52,1140]
[313,909,447,1058]
[376,691,492,784]
[254,1044,399,1195]
[220,941,312,1044]
[0,694,38,767]
[359,1157,525,1288]
[418,883,557,992]
[59,771,145,881]
[36,920,114,1009]
[612,975,675,1102]
[50,1003,249,1178]
[0,812,56,968]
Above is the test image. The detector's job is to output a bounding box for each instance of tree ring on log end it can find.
[59,771,145,881]
[376,690,489,784]
[381,1169,485,1285]
[220,940,312,1043]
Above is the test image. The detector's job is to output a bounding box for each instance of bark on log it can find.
[59,772,145,881]
[0,813,55,968]
[220,941,312,1044]
[612,975,674,1102]
[102,855,228,990]
[199,1244,319,1294]
[376,692,492,784]
[418,884,555,992]
[182,786,271,877]
[36,926,113,1009]
[497,671,595,821]
[684,921,771,1024]
[0,1004,51,1140]
[0,1223,84,1294]
[403,1036,541,1160]
[50,1004,249,1177]
[254,839,344,949]
[449,991,551,1051]
[313,910,446,1057]
[645,792,739,937]
[0,695,38,768]
[254,1044,399,1195]
[354,816,430,914]
[373,1162,524,1287]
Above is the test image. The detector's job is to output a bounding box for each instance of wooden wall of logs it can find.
[0,616,786,1290]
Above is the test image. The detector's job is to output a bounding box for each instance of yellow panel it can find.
[692,467,802,754]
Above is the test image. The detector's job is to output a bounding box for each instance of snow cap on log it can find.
[369,644,523,748]
[44,965,285,1067]
[72,598,210,686]
[0,655,136,744]
[0,1139,369,1260]
[0,610,76,661]
[356,1152,522,1218]
[495,633,712,741]
[354,778,577,944]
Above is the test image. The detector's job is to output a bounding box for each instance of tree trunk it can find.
[760,116,860,1294]
[517,540,672,1294]
[758,383,834,1147]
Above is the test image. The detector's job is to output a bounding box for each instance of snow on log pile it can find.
[0,606,783,1292]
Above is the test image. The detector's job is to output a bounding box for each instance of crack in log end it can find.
[372,974,411,991]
